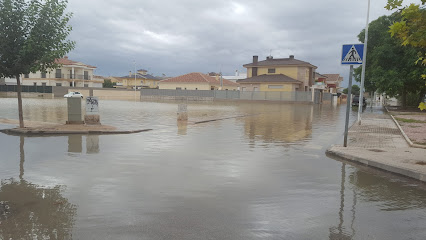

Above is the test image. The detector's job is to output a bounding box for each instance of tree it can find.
[0,0,75,127]
[343,84,360,95]
[385,0,426,109]
[103,79,116,88]
[354,14,425,107]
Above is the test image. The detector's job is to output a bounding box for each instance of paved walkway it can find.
[327,111,426,182]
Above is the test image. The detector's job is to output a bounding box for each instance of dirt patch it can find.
[396,115,426,145]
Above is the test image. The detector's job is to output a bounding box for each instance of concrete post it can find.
[66,97,84,124]
[177,104,188,121]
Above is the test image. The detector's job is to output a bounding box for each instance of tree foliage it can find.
[385,0,426,109]
[103,79,116,88]
[0,0,75,126]
[354,14,425,106]
[0,0,75,77]
[343,84,360,95]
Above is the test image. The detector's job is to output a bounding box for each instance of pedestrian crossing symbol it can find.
[341,44,364,65]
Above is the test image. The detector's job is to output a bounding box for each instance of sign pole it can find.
[358,0,371,125]
[344,65,354,147]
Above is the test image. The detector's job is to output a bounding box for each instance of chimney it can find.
[129,71,132,77]
[235,70,239,76]
[289,55,294,59]
[253,55,258,64]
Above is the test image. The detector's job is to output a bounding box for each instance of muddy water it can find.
[0,98,425,239]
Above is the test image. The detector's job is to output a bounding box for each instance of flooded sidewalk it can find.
[327,113,426,182]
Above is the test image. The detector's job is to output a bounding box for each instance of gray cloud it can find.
[64,0,414,86]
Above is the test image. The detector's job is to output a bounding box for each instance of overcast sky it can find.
[65,0,419,87]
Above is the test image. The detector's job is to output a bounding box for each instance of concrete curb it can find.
[0,128,153,136]
[326,146,426,182]
[391,115,426,149]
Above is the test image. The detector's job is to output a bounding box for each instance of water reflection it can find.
[349,169,426,210]
[329,163,356,240]
[86,135,100,154]
[239,104,313,143]
[68,135,100,154]
[68,135,83,153]
[0,136,77,239]
[177,121,188,135]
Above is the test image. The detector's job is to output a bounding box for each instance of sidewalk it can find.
[327,112,426,182]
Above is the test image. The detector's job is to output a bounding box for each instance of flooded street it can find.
[1,98,426,239]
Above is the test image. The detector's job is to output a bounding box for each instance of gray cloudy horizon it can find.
[65,0,418,87]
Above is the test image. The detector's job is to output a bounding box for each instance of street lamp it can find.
[358,0,371,124]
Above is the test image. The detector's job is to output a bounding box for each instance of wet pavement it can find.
[0,98,426,239]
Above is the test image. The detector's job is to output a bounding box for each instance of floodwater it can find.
[0,98,425,240]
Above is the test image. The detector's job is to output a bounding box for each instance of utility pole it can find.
[358,0,371,125]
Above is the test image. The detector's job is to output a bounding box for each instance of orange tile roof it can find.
[160,72,239,86]
[323,74,342,82]
[54,56,96,68]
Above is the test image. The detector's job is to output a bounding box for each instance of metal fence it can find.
[141,89,313,102]
[323,92,333,101]
[0,85,53,93]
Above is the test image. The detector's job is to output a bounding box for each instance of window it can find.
[24,74,29,78]
[253,87,259,91]
[268,85,283,89]
[195,88,198,90]
[84,71,89,80]
[241,87,246,91]
[176,87,181,90]
[42,83,46,87]
[33,82,37,86]
[55,69,62,78]
[41,72,46,78]
[56,83,62,86]
[304,86,308,91]
[84,84,88,88]
[268,68,276,73]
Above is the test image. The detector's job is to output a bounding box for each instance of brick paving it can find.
[348,114,409,148]
[327,108,426,182]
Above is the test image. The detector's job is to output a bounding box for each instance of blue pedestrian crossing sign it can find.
[341,44,364,65]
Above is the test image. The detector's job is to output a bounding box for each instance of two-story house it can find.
[323,74,343,93]
[237,55,317,92]
[110,69,161,89]
[20,57,102,88]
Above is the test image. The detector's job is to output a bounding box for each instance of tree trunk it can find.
[16,74,24,128]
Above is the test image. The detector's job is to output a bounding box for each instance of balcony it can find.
[53,74,91,80]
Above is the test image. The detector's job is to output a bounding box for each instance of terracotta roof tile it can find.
[323,74,342,82]
[160,72,239,86]
[243,57,317,68]
[54,57,96,68]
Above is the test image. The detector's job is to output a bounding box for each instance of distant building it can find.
[0,77,17,85]
[110,69,161,89]
[18,56,103,88]
[323,74,343,93]
[238,55,317,92]
[158,72,239,90]
[222,70,247,83]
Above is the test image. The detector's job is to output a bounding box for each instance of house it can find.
[238,55,317,92]
[110,69,161,89]
[20,56,103,88]
[323,74,344,93]
[158,72,239,90]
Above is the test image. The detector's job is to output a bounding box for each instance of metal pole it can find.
[344,65,354,147]
[358,0,370,125]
